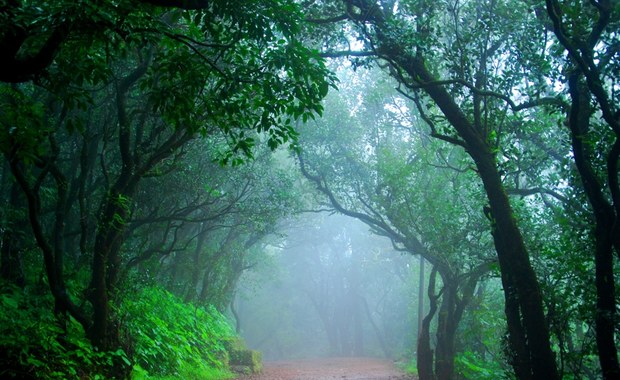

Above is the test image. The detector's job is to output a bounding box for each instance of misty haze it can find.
[1,1,618,380]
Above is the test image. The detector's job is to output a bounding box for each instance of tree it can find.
[122,141,304,311]
[1,1,333,376]
[305,1,572,378]
[297,66,499,379]
[543,1,620,377]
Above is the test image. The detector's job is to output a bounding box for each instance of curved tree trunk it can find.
[566,72,619,379]
[8,155,91,332]
[418,266,438,380]
[88,184,139,379]
[417,256,425,343]
[473,148,556,379]
[543,2,620,376]
[230,292,242,333]
[434,263,491,380]
[340,4,560,376]
[435,281,457,380]
[400,52,558,379]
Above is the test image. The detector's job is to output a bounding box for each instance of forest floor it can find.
[234,357,416,380]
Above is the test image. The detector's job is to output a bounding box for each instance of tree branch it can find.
[506,187,570,204]
[399,86,469,149]
[305,14,349,24]
[405,78,567,112]
[137,0,210,9]
[6,151,91,330]
[319,50,376,58]
[0,22,72,83]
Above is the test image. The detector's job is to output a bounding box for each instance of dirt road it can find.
[235,357,416,380]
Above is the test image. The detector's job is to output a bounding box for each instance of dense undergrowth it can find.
[0,282,237,379]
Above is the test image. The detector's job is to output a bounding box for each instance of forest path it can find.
[234,357,416,380]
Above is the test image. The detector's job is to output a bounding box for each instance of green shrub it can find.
[404,360,418,376]
[222,337,262,374]
[455,351,510,380]
[131,363,234,380]
[0,284,124,379]
[121,286,234,378]
[0,283,238,379]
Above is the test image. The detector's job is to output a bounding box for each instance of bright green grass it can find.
[395,359,418,376]
[132,364,236,380]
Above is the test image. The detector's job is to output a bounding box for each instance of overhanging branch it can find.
[137,0,210,9]
[405,78,567,112]
[305,14,349,24]
[319,50,376,58]
[506,187,569,204]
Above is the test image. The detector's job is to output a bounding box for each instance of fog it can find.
[234,213,422,361]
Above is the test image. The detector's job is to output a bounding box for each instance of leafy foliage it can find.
[1,0,619,379]
[121,286,234,377]
[0,283,127,379]
[0,282,240,379]
[1,0,335,377]
[456,350,509,380]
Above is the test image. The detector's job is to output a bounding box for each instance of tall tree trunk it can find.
[435,281,457,380]
[349,246,364,356]
[544,2,620,374]
[352,293,364,356]
[418,256,425,341]
[418,266,438,380]
[198,227,242,304]
[412,58,557,379]
[475,150,556,379]
[8,154,90,326]
[435,263,492,380]
[89,179,136,345]
[566,72,619,379]
[87,59,149,355]
[230,292,242,333]
[353,9,560,376]
[362,296,391,357]
[185,229,208,302]
[1,182,26,287]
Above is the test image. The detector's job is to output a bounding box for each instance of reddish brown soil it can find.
[235,357,416,380]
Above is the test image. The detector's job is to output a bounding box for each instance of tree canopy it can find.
[0,0,619,379]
